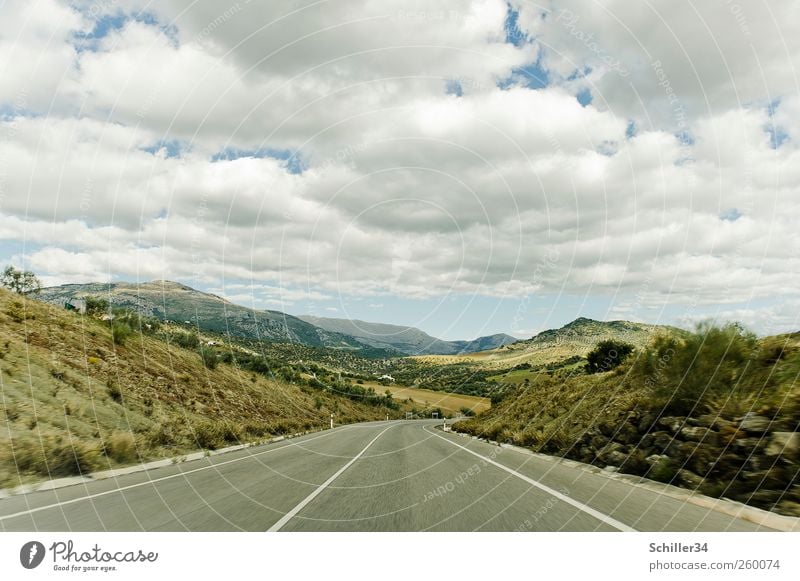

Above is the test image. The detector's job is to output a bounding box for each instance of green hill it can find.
[456,323,800,516]
[299,315,516,355]
[37,281,395,357]
[0,288,396,489]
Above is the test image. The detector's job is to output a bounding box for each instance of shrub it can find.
[459,406,476,417]
[85,296,110,316]
[105,431,137,463]
[172,331,200,349]
[633,322,759,415]
[199,346,219,369]
[585,339,634,374]
[111,321,133,346]
[12,437,102,477]
[107,381,123,403]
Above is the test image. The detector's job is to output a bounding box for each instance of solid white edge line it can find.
[267,425,396,531]
[0,426,357,523]
[423,426,637,532]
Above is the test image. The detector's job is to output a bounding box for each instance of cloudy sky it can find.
[1,0,798,340]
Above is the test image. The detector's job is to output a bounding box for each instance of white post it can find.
[386,414,389,421]
[330,414,334,429]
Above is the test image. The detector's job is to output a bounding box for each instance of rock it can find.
[694,414,732,430]
[646,454,668,465]
[603,465,619,473]
[637,412,657,432]
[616,422,639,444]
[658,416,685,433]
[677,469,704,489]
[605,450,630,466]
[738,413,772,433]
[680,426,712,441]
[652,431,676,454]
[765,432,800,456]
[732,437,766,452]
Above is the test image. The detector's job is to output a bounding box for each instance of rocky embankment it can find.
[570,411,799,516]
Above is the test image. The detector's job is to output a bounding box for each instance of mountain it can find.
[415,316,684,369]
[0,287,392,488]
[36,281,394,355]
[298,315,517,355]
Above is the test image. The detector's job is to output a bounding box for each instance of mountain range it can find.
[37,281,517,356]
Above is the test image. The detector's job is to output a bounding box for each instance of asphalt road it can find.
[0,420,779,531]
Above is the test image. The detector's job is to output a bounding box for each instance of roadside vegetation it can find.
[0,285,399,489]
[456,323,800,515]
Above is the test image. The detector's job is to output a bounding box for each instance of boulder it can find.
[677,469,704,489]
[658,416,685,433]
[646,454,668,465]
[738,413,772,433]
[693,414,732,430]
[765,432,800,456]
[680,426,712,442]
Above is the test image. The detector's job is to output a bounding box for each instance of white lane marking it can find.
[423,426,637,532]
[0,427,355,523]
[267,425,395,531]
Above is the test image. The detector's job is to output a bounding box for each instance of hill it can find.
[0,288,396,489]
[37,281,395,357]
[455,324,800,516]
[299,315,516,355]
[413,317,682,371]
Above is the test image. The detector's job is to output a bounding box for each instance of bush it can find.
[111,321,133,346]
[85,296,109,316]
[459,406,476,417]
[172,331,200,349]
[11,436,102,477]
[585,339,634,374]
[104,431,137,463]
[199,346,219,369]
[633,322,759,415]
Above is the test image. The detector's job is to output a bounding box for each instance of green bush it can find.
[585,339,634,374]
[111,321,133,346]
[633,322,759,415]
[199,345,219,369]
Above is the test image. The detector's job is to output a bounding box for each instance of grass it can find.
[0,289,394,488]
[368,383,490,415]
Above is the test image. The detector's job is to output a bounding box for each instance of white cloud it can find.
[0,0,799,335]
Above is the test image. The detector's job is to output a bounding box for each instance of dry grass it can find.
[0,289,389,487]
[365,382,490,415]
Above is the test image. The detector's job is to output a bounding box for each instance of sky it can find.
[1,0,799,340]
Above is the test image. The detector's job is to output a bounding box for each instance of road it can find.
[0,420,779,531]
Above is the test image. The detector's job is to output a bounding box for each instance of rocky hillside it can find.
[0,288,396,489]
[37,281,394,356]
[456,324,800,516]
[299,315,516,355]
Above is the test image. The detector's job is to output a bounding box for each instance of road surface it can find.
[0,420,779,531]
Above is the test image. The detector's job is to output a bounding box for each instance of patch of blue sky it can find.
[719,208,742,222]
[141,139,190,159]
[445,79,463,97]
[504,3,530,47]
[498,59,549,90]
[211,147,305,174]
[72,11,178,52]
[576,87,592,107]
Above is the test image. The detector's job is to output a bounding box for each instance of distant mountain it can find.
[37,281,392,355]
[298,315,517,355]
[423,316,685,369]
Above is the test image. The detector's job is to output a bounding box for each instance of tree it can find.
[85,296,110,316]
[585,339,634,374]
[1,266,41,295]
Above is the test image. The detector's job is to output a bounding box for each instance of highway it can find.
[0,420,780,531]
